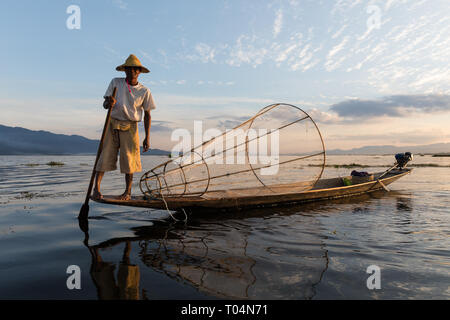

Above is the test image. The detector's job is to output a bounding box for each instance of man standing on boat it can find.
[93,54,156,201]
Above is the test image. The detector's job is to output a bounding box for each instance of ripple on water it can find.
[0,155,449,299]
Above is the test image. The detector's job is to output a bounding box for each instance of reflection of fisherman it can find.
[90,241,140,300]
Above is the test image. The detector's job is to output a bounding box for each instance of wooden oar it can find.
[79,87,117,219]
[368,163,398,192]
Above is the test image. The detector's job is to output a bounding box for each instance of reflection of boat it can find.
[93,168,412,211]
[138,227,257,299]
[81,199,340,299]
[84,223,260,299]
[82,190,414,300]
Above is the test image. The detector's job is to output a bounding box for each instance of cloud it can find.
[331,0,363,15]
[324,36,350,71]
[138,120,173,133]
[226,35,269,68]
[113,0,128,10]
[328,129,449,145]
[156,93,274,108]
[206,114,251,122]
[331,24,348,39]
[140,1,448,95]
[327,36,349,59]
[103,45,120,58]
[143,79,234,87]
[216,119,247,130]
[138,49,155,64]
[275,44,297,64]
[189,43,217,63]
[205,114,253,131]
[306,108,343,124]
[273,9,283,38]
[330,94,450,118]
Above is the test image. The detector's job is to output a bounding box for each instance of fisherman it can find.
[93,54,156,201]
[395,152,413,169]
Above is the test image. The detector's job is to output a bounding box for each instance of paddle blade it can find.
[78,215,89,233]
[79,203,89,220]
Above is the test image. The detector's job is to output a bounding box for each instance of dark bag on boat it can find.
[351,170,374,184]
[351,170,370,177]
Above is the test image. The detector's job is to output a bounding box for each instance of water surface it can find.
[0,155,449,299]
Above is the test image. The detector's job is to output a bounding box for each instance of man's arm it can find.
[143,110,151,152]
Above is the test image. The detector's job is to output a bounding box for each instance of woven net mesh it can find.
[140,104,326,199]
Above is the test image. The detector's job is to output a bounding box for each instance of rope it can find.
[159,190,188,223]
[144,190,188,223]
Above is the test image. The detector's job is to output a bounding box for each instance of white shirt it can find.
[104,77,156,122]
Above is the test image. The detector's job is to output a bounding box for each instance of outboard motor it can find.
[395,152,413,169]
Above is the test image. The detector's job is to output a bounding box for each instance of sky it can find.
[1,0,450,151]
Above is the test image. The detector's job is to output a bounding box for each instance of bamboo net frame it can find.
[140,104,326,199]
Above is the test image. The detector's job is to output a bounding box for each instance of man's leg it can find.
[117,173,133,200]
[117,122,141,201]
[93,171,105,200]
[94,123,119,200]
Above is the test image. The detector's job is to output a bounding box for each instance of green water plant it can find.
[24,163,40,167]
[46,161,65,166]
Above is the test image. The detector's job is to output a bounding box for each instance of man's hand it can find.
[103,96,116,109]
[143,137,150,152]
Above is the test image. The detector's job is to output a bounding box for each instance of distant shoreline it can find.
[0,153,170,156]
[2,124,450,157]
[1,153,448,157]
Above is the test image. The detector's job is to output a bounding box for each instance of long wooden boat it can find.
[92,168,412,211]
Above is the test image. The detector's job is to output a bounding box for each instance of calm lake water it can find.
[0,154,449,299]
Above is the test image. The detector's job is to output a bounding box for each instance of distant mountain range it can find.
[1,124,449,156]
[327,143,450,155]
[0,124,170,155]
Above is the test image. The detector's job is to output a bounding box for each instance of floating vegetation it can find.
[307,163,450,169]
[410,163,450,167]
[12,191,71,201]
[24,162,66,167]
[46,161,65,166]
[309,163,371,168]
[432,154,450,157]
[14,191,53,200]
[16,191,38,200]
[334,163,371,169]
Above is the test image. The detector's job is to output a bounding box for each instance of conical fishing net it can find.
[140,104,326,199]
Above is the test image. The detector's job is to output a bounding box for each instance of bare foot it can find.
[115,192,131,201]
[92,189,103,200]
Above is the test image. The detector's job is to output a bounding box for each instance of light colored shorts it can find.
[96,118,142,174]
